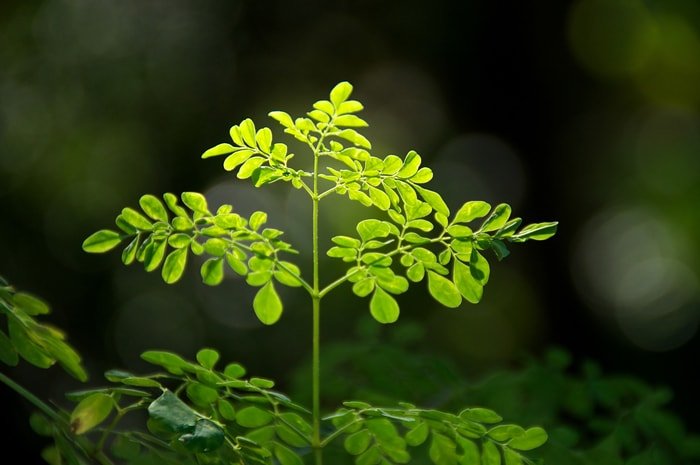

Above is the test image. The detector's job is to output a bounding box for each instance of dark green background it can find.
[2,0,700,459]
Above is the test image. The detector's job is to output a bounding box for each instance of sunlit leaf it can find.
[139,194,169,222]
[162,248,188,284]
[202,143,235,159]
[82,230,123,253]
[453,260,483,304]
[253,282,283,325]
[427,271,461,308]
[370,287,400,324]
[454,201,491,224]
[330,81,353,107]
[201,258,224,286]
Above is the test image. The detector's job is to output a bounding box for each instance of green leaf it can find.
[223,149,256,171]
[269,111,295,129]
[218,398,236,421]
[275,443,304,465]
[164,192,190,217]
[274,262,303,287]
[196,348,220,369]
[357,219,391,241]
[398,151,421,178]
[335,114,368,127]
[470,250,490,285]
[256,127,273,153]
[460,407,502,424]
[224,362,247,378]
[414,186,449,216]
[14,292,50,316]
[180,418,225,453]
[338,100,364,114]
[181,192,209,214]
[446,225,473,238]
[122,207,154,230]
[406,263,425,282]
[368,186,391,210]
[250,376,275,388]
[370,287,400,324]
[454,201,491,224]
[143,239,166,272]
[337,129,372,149]
[204,238,228,256]
[236,406,274,428]
[348,189,373,207]
[8,319,54,368]
[457,437,480,465]
[239,118,257,146]
[121,236,139,264]
[332,236,361,248]
[430,432,458,465]
[226,253,248,275]
[162,248,188,284]
[382,155,403,174]
[453,260,483,304]
[82,230,123,253]
[357,445,382,465]
[353,278,375,297]
[427,271,462,308]
[507,427,548,451]
[405,422,429,446]
[139,195,169,222]
[345,429,373,455]
[168,233,191,249]
[480,203,512,232]
[503,449,523,465]
[186,381,219,407]
[201,258,225,286]
[514,222,558,241]
[253,281,283,325]
[488,425,525,442]
[70,393,113,435]
[141,350,191,375]
[249,211,268,231]
[376,274,409,294]
[490,240,510,261]
[0,329,19,366]
[330,81,353,107]
[482,441,501,465]
[202,142,235,158]
[148,390,197,433]
[411,167,433,183]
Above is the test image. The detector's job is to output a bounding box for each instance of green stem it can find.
[312,137,323,465]
[0,371,65,425]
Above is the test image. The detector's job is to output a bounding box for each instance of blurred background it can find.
[2,0,700,461]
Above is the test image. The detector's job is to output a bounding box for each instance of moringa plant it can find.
[3,82,558,465]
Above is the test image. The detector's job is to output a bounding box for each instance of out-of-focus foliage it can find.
[292,319,700,464]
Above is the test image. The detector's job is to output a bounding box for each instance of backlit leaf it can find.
[201,258,224,286]
[162,248,188,284]
[480,203,512,232]
[454,201,491,224]
[139,194,169,222]
[181,192,209,214]
[202,143,235,159]
[453,260,483,304]
[508,427,548,451]
[253,282,283,325]
[427,271,461,308]
[82,230,122,253]
[370,287,400,324]
[330,81,353,107]
[357,219,391,241]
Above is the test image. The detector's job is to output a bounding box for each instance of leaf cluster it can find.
[0,276,86,381]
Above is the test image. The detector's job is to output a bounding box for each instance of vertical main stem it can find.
[311,150,322,465]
